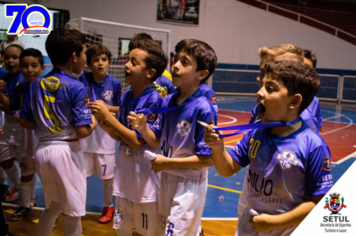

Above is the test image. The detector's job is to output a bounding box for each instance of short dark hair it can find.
[46,28,85,66]
[128,33,153,51]
[20,48,44,66]
[129,39,168,81]
[263,60,320,114]
[86,44,112,65]
[175,39,217,84]
[303,49,317,68]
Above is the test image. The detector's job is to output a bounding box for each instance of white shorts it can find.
[84,152,115,179]
[35,141,86,217]
[19,156,36,176]
[159,172,207,236]
[113,197,160,235]
[0,144,21,162]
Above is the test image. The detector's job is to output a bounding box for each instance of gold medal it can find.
[153,81,167,98]
[125,145,134,156]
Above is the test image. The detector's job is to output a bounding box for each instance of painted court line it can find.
[323,111,353,135]
[208,184,241,194]
[334,151,356,164]
[218,114,237,125]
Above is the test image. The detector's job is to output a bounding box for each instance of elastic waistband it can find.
[38,140,80,147]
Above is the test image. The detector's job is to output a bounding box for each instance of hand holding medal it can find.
[127,111,146,131]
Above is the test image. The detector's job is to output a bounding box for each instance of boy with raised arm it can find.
[89,39,167,236]
[204,60,332,236]
[19,28,96,236]
[129,39,217,235]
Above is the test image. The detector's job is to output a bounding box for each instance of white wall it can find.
[4,0,356,70]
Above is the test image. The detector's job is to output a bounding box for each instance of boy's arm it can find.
[75,114,97,139]
[96,117,121,141]
[150,154,213,173]
[106,104,120,114]
[127,111,161,148]
[89,100,144,149]
[0,80,12,114]
[204,128,243,177]
[249,195,323,232]
[18,116,35,130]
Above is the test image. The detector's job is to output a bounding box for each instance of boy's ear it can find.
[146,68,156,80]
[196,69,209,81]
[71,52,78,63]
[288,94,302,110]
[41,65,45,74]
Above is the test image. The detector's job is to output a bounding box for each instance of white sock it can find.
[63,214,82,236]
[4,163,20,188]
[0,167,8,185]
[36,202,61,236]
[103,178,113,207]
[196,225,202,236]
[116,230,132,236]
[31,174,37,199]
[20,180,32,208]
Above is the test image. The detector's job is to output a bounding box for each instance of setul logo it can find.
[5,4,52,36]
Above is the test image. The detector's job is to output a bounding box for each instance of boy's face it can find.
[72,44,87,75]
[125,48,150,86]
[20,56,45,83]
[256,74,294,123]
[89,54,110,78]
[4,46,21,75]
[171,51,199,88]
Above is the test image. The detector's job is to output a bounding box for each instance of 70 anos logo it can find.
[5,4,52,36]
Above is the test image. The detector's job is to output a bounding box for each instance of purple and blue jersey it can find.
[230,120,332,235]
[308,96,323,128]
[20,68,92,141]
[156,75,175,95]
[78,72,122,105]
[199,84,218,115]
[159,88,217,179]
[0,68,7,79]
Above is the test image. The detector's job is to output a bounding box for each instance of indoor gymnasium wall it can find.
[5,0,356,70]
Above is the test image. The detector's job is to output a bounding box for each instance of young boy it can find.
[129,39,217,235]
[0,42,26,202]
[89,39,167,236]
[19,28,96,236]
[303,49,323,134]
[78,44,122,223]
[0,48,44,220]
[204,60,332,235]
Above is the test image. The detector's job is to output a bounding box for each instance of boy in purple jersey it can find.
[200,83,218,115]
[78,44,122,224]
[89,39,167,236]
[303,49,323,134]
[129,39,217,236]
[19,28,96,236]
[204,60,332,236]
[0,43,25,202]
[0,49,45,220]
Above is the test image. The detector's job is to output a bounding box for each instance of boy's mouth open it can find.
[258,102,266,119]
[172,72,179,77]
[125,71,131,77]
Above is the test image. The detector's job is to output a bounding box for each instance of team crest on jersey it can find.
[277,151,298,171]
[146,113,158,122]
[125,145,134,156]
[103,90,113,102]
[159,214,166,229]
[210,95,217,104]
[320,155,331,173]
[83,95,90,106]
[177,120,191,137]
[114,208,123,224]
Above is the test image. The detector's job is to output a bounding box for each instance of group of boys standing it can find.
[0,26,332,236]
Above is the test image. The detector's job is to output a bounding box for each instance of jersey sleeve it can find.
[228,131,252,167]
[114,80,122,106]
[70,84,93,127]
[315,102,323,128]
[305,145,333,197]
[19,86,34,121]
[195,104,217,155]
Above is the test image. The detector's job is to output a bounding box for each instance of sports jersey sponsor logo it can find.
[114,208,123,224]
[321,155,331,173]
[40,76,60,92]
[159,213,166,229]
[324,193,346,214]
[103,90,113,102]
[210,95,217,104]
[177,120,191,137]
[277,151,298,171]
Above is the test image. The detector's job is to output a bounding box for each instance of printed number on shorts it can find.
[102,164,106,176]
[142,213,148,230]
[166,222,174,236]
[44,95,63,134]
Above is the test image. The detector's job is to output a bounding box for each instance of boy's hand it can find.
[0,125,3,135]
[203,127,224,151]
[97,118,111,131]
[88,100,111,121]
[127,111,146,131]
[151,154,168,173]
[0,80,6,92]
[249,213,277,232]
